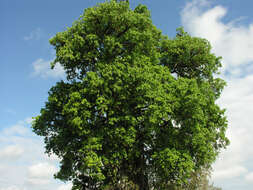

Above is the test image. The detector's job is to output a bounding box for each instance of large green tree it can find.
[32,1,229,189]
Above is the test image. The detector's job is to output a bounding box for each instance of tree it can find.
[32,1,229,189]
[178,167,222,190]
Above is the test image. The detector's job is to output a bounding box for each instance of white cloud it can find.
[211,75,253,181]
[28,162,58,179]
[1,124,29,136]
[57,183,72,190]
[245,172,253,183]
[181,0,253,188]
[0,186,22,190]
[24,28,42,41]
[181,0,253,74]
[0,145,24,161]
[213,165,248,180]
[26,177,50,186]
[44,153,61,162]
[32,58,65,79]
[0,119,67,190]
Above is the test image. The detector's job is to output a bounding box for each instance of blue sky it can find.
[1,0,253,189]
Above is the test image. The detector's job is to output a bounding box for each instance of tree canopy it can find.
[32,0,229,189]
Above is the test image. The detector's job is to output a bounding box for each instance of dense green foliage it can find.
[32,0,229,189]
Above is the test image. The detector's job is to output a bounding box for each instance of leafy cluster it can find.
[32,1,229,189]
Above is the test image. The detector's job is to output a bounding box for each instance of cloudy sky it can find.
[1,0,253,189]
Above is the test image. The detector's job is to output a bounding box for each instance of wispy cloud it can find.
[31,58,65,79]
[0,145,24,161]
[0,118,68,190]
[245,172,253,183]
[0,186,22,190]
[4,109,16,115]
[26,162,58,185]
[181,0,253,189]
[57,183,72,190]
[24,28,42,41]
[181,0,253,76]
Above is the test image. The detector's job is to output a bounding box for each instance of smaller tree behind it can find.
[182,167,222,190]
